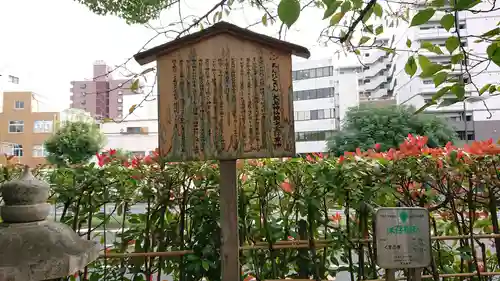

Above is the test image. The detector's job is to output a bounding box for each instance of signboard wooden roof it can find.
[134,21,310,161]
[134,21,311,64]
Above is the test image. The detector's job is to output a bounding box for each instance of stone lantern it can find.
[0,166,100,281]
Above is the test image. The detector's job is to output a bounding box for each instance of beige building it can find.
[0,92,59,167]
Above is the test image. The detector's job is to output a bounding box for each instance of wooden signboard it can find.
[134,22,310,161]
[135,22,310,281]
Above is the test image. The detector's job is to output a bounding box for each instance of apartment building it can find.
[0,92,59,166]
[100,92,158,157]
[394,3,500,142]
[292,58,354,153]
[70,61,138,120]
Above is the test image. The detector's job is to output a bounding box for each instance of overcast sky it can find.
[0,0,342,112]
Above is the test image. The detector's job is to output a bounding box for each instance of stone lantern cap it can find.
[0,166,100,281]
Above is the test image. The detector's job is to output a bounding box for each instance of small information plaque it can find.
[375,207,431,269]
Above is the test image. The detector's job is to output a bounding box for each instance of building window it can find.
[8,75,19,84]
[34,120,53,133]
[33,145,48,157]
[14,101,24,109]
[292,66,334,81]
[131,151,146,157]
[124,127,148,134]
[293,87,335,101]
[457,131,475,141]
[126,127,141,134]
[294,108,335,121]
[8,121,24,133]
[295,130,336,142]
[13,144,23,157]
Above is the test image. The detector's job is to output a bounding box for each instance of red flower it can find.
[338,155,345,164]
[240,173,248,183]
[280,179,294,193]
[374,143,381,151]
[96,153,110,167]
[330,212,342,223]
[143,155,155,165]
[306,154,315,162]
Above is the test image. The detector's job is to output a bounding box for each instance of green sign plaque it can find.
[375,207,431,269]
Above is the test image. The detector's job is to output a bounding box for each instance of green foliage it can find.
[278,0,301,27]
[44,121,105,166]
[74,0,173,24]
[76,0,500,112]
[2,138,500,280]
[410,8,436,27]
[327,104,457,156]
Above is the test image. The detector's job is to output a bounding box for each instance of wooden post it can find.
[386,269,396,281]
[408,268,422,281]
[219,160,240,281]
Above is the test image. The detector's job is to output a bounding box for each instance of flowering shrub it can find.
[1,134,500,280]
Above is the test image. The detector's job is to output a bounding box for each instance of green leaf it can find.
[480,83,491,95]
[445,36,460,53]
[352,0,363,9]
[410,8,435,27]
[130,79,140,91]
[490,85,497,93]
[433,86,451,101]
[440,14,455,31]
[331,12,345,25]
[362,7,373,22]
[418,55,431,71]
[341,1,352,13]
[487,43,500,66]
[262,14,268,26]
[129,104,137,114]
[438,98,459,108]
[359,36,370,45]
[375,25,384,35]
[421,41,443,54]
[373,3,383,17]
[451,53,464,64]
[481,27,500,38]
[433,71,448,87]
[415,102,434,114]
[323,1,341,19]
[405,56,417,77]
[278,0,301,28]
[202,260,210,271]
[406,38,412,48]
[453,0,481,10]
[419,55,445,78]
[451,84,466,99]
[377,46,395,54]
[431,0,445,7]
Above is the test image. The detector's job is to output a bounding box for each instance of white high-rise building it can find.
[291,58,339,154]
[393,3,500,142]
